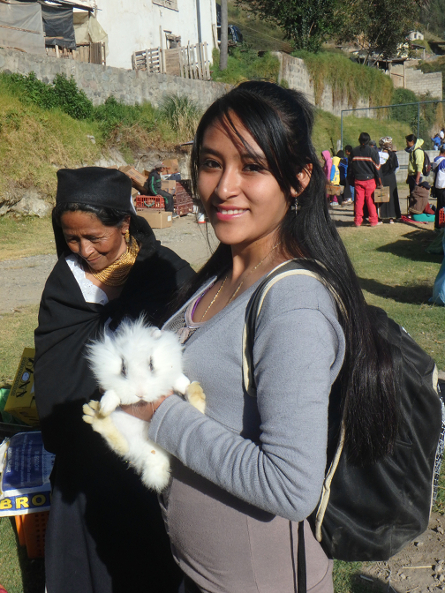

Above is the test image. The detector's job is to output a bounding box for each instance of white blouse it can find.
[65,254,109,305]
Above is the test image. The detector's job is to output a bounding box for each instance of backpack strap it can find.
[242,259,348,547]
[242,259,345,397]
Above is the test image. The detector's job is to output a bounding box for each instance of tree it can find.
[238,0,337,52]
[334,0,424,63]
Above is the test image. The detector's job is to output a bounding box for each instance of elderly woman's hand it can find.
[120,392,173,422]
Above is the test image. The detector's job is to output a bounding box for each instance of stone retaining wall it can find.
[0,47,229,108]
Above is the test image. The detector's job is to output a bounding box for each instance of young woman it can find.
[121,82,398,593]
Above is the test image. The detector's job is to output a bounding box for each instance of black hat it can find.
[56,167,134,213]
[419,181,431,190]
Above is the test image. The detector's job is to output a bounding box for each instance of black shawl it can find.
[34,216,194,593]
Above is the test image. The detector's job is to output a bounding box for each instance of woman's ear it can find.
[291,164,313,197]
[121,216,131,235]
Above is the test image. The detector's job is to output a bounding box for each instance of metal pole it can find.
[417,102,420,138]
[341,111,343,150]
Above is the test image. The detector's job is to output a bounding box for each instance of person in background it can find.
[342,145,354,204]
[432,132,442,150]
[378,137,401,224]
[432,144,445,229]
[405,134,425,193]
[350,132,382,227]
[330,151,342,207]
[409,181,435,222]
[144,161,177,216]
[34,167,195,593]
[321,150,332,182]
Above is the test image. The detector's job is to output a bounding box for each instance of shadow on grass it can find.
[8,516,45,593]
[357,276,434,305]
[376,229,443,264]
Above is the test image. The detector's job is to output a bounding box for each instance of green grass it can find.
[0,218,444,592]
[0,216,54,262]
[312,111,412,157]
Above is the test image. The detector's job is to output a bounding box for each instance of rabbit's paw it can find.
[99,390,120,416]
[82,402,129,455]
[186,381,206,414]
[141,449,171,492]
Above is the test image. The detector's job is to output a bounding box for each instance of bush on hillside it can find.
[0,72,92,119]
[211,47,280,84]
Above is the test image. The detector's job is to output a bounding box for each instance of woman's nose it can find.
[78,240,94,259]
[215,167,239,199]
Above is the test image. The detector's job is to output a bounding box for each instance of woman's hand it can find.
[120,392,173,422]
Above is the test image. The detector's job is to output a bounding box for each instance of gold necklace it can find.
[200,241,281,321]
[87,235,140,287]
[227,241,281,305]
[200,275,228,322]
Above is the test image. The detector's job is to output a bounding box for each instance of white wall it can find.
[94,0,216,69]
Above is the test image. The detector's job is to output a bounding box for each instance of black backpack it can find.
[243,261,444,566]
[415,148,432,176]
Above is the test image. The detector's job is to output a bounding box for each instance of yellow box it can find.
[4,348,39,426]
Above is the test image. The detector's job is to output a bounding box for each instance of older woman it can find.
[34,167,194,593]
[378,136,401,223]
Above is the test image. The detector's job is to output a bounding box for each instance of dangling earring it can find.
[290,196,299,213]
[125,230,130,245]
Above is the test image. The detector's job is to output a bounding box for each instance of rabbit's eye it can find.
[121,359,127,377]
[149,357,154,372]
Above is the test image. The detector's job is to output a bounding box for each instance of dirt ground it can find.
[1,203,445,592]
[352,511,445,593]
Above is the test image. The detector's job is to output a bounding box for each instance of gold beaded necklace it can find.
[200,242,281,322]
[87,234,140,287]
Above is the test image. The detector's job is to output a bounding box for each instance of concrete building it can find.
[93,0,217,69]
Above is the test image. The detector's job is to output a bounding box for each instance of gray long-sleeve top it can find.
[148,272,346,522]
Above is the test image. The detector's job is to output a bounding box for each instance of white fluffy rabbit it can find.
[82,317,205,492]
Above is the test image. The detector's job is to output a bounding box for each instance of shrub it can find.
[210,48,280,84]
[159,94,201,140]
[0,72,93,119]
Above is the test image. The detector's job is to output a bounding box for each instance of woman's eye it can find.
[244,163,264,173]
[201,159,220,169]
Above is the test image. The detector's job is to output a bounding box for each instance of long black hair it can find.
[178,81,397,465]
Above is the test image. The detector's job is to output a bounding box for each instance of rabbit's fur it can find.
[82,317,205,492]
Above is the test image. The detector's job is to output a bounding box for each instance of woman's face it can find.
[60,211,130,271]
[197,116,295,249]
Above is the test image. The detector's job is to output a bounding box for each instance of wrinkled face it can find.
[61,211,129,271]
[197,116,292,248]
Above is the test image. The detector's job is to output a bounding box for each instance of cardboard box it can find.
[4,349,38,427]
[131,187,139,198]
[161,180,176,193]
[136,209,172,229]
[163,159,179,174]
[0,431,55,517]
[374,187,390,203]
[119,166,148,192]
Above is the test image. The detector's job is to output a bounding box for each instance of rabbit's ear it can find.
[151,328,162,339]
